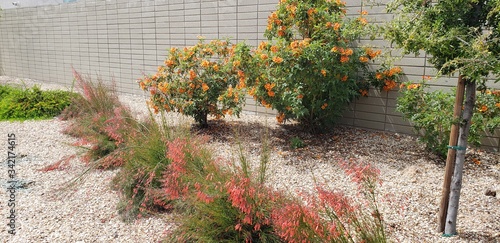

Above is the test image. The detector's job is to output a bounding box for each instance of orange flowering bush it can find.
[249,0,400,128]
[139,37,253,127]
[398,81,500,157]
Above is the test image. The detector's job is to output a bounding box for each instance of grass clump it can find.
[0,84,78,121]
[61,69,138,168]
[112,113,191,221]
[166,132,283,243]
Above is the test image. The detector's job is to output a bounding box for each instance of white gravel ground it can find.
[1,76,499,242]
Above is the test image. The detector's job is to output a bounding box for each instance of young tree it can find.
[385,0,500,235]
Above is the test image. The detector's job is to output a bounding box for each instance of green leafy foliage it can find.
[385,0,500,85]
[290,136,306,149]
[397,82,500,157]
[247,0,401,128]
[0,84,77,121]
[138,38,253,127]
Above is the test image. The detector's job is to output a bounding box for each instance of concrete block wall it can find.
[0,0,499,151]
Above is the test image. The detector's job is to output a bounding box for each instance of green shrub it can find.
[290,136,306,149]
[0,85,15,100]
[247,0,402,129]
[138,37,253,127]
[397,82,500,157]
[0,84,77,121]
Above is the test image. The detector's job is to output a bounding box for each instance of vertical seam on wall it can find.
[154,1,158,73]
[198,1,203,36]
[217,0,220,40]
[423,52,427,82]
[106,1,110,85]
[183,0,186,46]
[127,2,132,93]
[141,0,146,86]
[87,2,91,77]
[168,1,171,48]
[236,0,239,42]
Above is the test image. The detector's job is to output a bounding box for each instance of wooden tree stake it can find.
[437,75,465,232]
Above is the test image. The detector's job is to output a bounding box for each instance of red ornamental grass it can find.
[99,150,126,168]
[271,200,324,243]
[38,154,76,172]
[163,138,189,201]
[227,177,254,216]
[315,186,356,219]
[102,107,131,146]
[340,159,381,191]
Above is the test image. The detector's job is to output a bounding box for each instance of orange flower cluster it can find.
[383,80,397,91]
[265,83,276,97]
[331,47,353,63]
[202,83,209,92]
[385,67,402,77]
[271,45,279,53]
[165,59,175,67]
[340,55,350,63]
[334,22,341,31]
[358,17,368,25]
[189,70,196,81]
[261,99,272,109]
[201,60,210,67]
[359,56,369,63]
[356,48,381,64]
[276,112,285,123]
[359,89,368,97]
[272,56,284,64]
[158,82,169,93]
[307,8,318,17]
[406,84,421,90]
[374,67,403,91]
[237,70,246,89]
[479,105,488,113]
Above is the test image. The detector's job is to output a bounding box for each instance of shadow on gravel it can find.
[189,119,448,170]
[189,118,500,172]
[458,231,500,242]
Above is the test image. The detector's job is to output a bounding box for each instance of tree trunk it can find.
[194,112,209,128]
[438,75,466,232]
[444,80,476,235]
